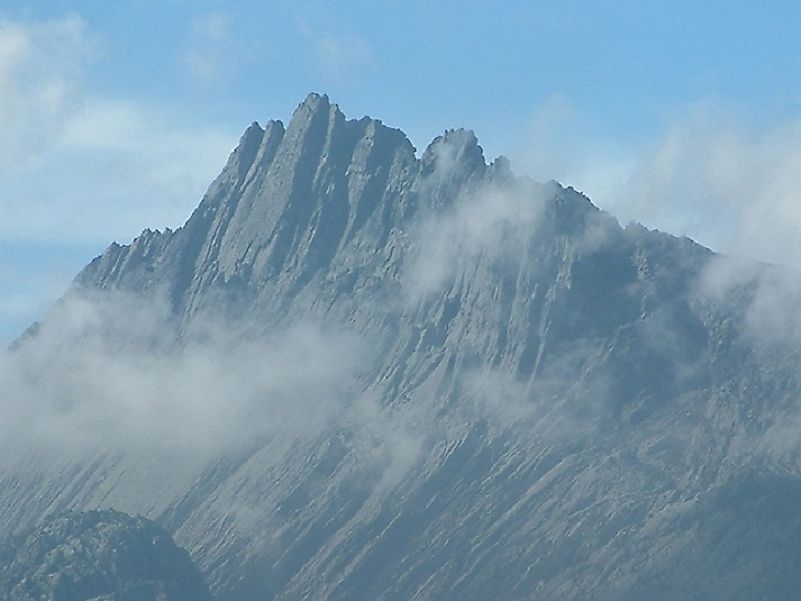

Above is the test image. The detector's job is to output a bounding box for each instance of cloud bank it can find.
[513,99,801,268]
[0,290,365,464]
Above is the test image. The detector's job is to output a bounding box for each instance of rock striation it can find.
[4,93,801,601]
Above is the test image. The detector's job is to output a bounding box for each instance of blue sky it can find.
[1,1,801,342]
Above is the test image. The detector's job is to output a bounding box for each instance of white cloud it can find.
[511,95,634,206]
[511,94,581,183]
[0,97,236,244]
[0,15,96,166]
[603,107,801,266]
[183,11,238,83]
[0,14,240,340]
[0,246,86,343]
[298,19,375,84]
[0,13,238,246]
[0,290,366,464]
[0,289,441,496]
[513,99,801,268]
[403,175,548,299]
[698,252,801,349]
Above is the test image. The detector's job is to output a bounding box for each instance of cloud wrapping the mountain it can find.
[0,289,436,492]
[619,111,801,265]
[517,101,801,268]
[403,178,548,300]
[699,253,801,347]
[0,290,365,464]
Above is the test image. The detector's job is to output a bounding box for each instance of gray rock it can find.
[5,93,801,600]
[0,510,212,601]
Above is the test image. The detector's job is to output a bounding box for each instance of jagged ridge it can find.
[5,94,801,601]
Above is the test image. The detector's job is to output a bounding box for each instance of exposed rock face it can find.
[0,510,212,601]
[4,93,801,601]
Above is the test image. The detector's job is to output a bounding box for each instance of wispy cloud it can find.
[616,108,801,266]
[510,95,634,208]
[183,11,239,84]
[0,243,87,343]
[0,290,366,464]
[298,18,375,84]
[0,14,239,341]
[512,98,801,268]
[402,177,548,299]
[0,97,236,245]
[0,15,96,166]
[0,288,437,497]
[0,14,238,247]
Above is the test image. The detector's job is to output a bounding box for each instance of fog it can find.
[0,289,365,464]
[403,176,548,300]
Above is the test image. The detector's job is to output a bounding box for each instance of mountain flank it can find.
[3,93,801,601]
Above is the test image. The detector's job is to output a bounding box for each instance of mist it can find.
[0,289,366,464]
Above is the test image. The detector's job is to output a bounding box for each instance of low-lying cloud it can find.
[0,290,365,464]
[698,253,801,347]
[513,99,801,268]
[402,177,548,300]
[616,109,801,266]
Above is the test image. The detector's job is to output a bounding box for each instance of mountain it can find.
[4,93,801,600]
[0,510,212,601]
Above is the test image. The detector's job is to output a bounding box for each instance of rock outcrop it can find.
[0,510,212,601]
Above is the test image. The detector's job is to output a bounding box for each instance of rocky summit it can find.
[3,93,801,601]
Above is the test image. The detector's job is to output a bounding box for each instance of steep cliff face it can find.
[4,94,801,601]
[0,510,212,601]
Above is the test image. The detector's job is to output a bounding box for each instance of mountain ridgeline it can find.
[4,93,801,601]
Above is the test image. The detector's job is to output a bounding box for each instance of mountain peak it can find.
[14,92,801,601]
[423,127,485,165]
[243,120,264,135]
[290,91,340,125]
[300,91,330,108]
